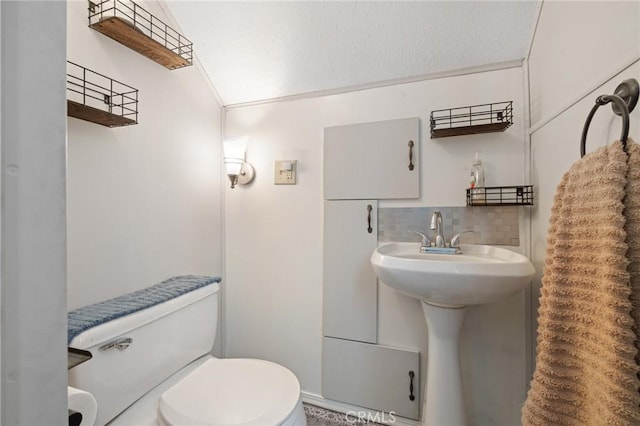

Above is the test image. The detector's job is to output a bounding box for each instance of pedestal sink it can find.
[370,242,535,426]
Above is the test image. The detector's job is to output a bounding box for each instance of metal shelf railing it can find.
[67,61,138,127]
[431,101,513,138]
[88,0,193,69]
[466,185,534,206]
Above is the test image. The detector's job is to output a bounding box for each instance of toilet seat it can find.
[158,358,302,426]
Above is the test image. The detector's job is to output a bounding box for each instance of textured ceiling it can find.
[165,1,540,106]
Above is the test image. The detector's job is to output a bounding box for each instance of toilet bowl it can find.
[158,358,305,426]
[67,276,306,426]
[108,355,306,426]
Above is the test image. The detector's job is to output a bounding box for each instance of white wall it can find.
[1,2,3,415]
[529,1,640,128]
[66,0,223,310]
[1,1,67,424]
[528,0,640,365]
[225,66,530,424]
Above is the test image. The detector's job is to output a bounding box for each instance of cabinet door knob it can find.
[408,140,415,171]
[367,205,373,234]
[409,370,415,401]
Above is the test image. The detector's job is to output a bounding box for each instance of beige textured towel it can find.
[624,141,640,368]
[522,139,640,425]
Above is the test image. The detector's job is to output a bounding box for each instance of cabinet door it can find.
[324,117,420,200]
[323,200,377,343]
[323,337,421,420]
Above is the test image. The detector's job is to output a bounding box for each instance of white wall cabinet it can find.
[323,337,421,420]
[323,117,421,417]
[324,117,420,200]
[323,200,378,343]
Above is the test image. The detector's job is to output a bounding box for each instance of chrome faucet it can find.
[410,211,472,254]
[430,211,445,248]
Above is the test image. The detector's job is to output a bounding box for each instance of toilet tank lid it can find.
[68,275,221,346]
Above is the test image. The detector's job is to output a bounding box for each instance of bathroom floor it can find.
[303,403,381,425]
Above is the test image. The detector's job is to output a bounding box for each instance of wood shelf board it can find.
[431,122,511,138]
[67,100,137,127]
[90,16,191,70]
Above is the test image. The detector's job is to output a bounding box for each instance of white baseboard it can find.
[301,391,421,426]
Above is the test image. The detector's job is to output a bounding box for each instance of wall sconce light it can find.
[223,136,255,189]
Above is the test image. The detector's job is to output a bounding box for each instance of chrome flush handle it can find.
[99,337,133,351]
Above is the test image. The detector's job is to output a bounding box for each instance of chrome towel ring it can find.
[581,78,639,158]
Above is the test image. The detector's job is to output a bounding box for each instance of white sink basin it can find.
[371,242,535,307]
[371,241,536,425]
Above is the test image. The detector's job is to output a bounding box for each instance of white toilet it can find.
[68,277,306,426]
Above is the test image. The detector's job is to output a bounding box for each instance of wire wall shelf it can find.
[431,101,513,138]
[88,0,193,70]
[67,61,138,128]
[466,185,534,207]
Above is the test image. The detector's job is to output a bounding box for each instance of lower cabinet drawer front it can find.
[322,337,420,420]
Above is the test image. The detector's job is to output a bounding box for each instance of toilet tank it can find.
[68,281,219,426]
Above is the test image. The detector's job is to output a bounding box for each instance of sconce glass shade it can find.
[223,136,254,188]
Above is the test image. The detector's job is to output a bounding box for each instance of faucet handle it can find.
[450,231,474,248]
[411,230,431,247]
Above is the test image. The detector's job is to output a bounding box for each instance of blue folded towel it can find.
[68,275,221,345]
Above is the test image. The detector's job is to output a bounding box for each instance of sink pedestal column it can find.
[421,301,467,426]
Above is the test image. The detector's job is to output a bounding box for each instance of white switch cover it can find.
[275,160,297,185]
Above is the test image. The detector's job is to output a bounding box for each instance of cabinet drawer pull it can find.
[409,370,415,401]
[367,205,373,234]
[408,140,415,171]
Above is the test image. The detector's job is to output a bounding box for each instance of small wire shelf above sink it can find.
[466,185,534,206]
[431,101,513,138]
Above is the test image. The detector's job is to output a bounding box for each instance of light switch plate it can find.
[274,160,297,185]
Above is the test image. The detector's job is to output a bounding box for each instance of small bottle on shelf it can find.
[470,152,485,204]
